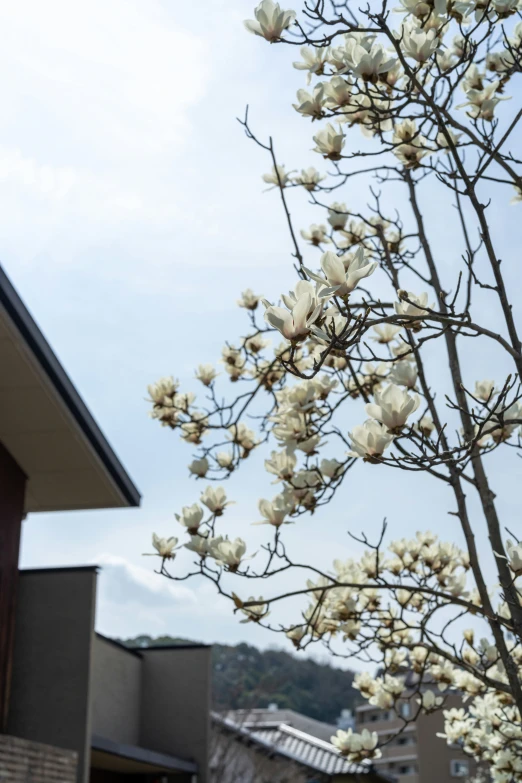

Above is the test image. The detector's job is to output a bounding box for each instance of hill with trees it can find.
[121,635,356,724]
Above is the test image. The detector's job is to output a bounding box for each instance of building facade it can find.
[0,265,212,781]
[355,694,476,783]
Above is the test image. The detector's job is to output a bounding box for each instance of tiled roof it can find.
[212,712,373,777]
[225,708,338,743]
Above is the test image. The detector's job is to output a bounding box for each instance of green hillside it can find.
[121,635,356,724]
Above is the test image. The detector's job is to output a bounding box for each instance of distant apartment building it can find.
[355,694,476,783]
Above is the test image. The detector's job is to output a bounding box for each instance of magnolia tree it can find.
[145,0,522,779]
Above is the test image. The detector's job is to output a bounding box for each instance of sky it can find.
[4,0,521,665]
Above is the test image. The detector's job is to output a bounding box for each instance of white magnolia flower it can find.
[180,414,208,444]
[446,572,468,597]
[366,383,420,433]
[461,64,485,94]
[491,0,519,16]
[184,534,211,557]
[490,400,522,443]
[391,339,414,360]
[293,84,326,120]
[475,379,497,401]
[417,415,435,437]
[331,728,382,761]
[240,596,270,623]
[293,166,326,191]
[200,486,233,515]
[188,457,209,477]
[237,289,262,310]
[256,494,294,526]
[458,82,509,121]
[348,419,395,461]
[209,536,247,571]
[224,363,246,382]
[372,324,403,344]
[392,120,431,168]
[195,364,218,386]
[262,164,293,187]
[436,50,456,72]
[323,76,353,108]
[394,290,431,328]
[320,458,343,479]
[222,344,245,368]
[290,436,319,458]
[243,333,269,354]
[418,689,444,712]
[313,122,346,160]
[506,539,522,576]
[216,451,234,469]
[486,50,516,75]
[510,186,522,205]
[338,220,367,247]
[244,0,296,41]
[398,22,440,62]
[175,503,205,533]
[265,449,297,481]
[389,359,418,389]
[396,0,445,16]
[148,376,179,405]
[263,292,323,341]
[344,40,397,81]
[354,671,380,698]
[327,202,349,230]
[293,46,330,83]
[436,129,462,152]
[305,248,377,297]
[228,422,258,452]
[144,533,178,559]
[300,223,330,245]
[286,625,306,647]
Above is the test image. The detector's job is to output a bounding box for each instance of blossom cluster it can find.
[144,0,522,778]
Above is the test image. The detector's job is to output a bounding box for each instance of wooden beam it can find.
[0,442,26,733]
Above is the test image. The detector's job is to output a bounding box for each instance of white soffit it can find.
[0,267,140,513]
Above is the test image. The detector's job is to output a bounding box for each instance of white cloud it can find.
[0,0,208,157]
[0,0,212,263]
[95,552,197,606]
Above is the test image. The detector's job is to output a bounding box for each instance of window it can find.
[370,711,389,721]
[397,736,412,746]
[399,765,416,775]
[451,760,470,777]
[400,702,411,719]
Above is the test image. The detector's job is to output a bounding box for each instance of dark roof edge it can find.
[95,633,143,658]
[0,265,141,508]
[136,643,212,651]
[91,734,197,774]
[20,565,99,574]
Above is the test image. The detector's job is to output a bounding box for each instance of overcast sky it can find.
[5,0,520,664]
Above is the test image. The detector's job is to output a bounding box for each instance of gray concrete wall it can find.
[140,646,212,783]
[90,636,142,746]
[7,568,97,783]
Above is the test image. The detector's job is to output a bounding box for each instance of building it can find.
[0,265,211,782]
[355,693,475,783]
[211,710,392,783]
